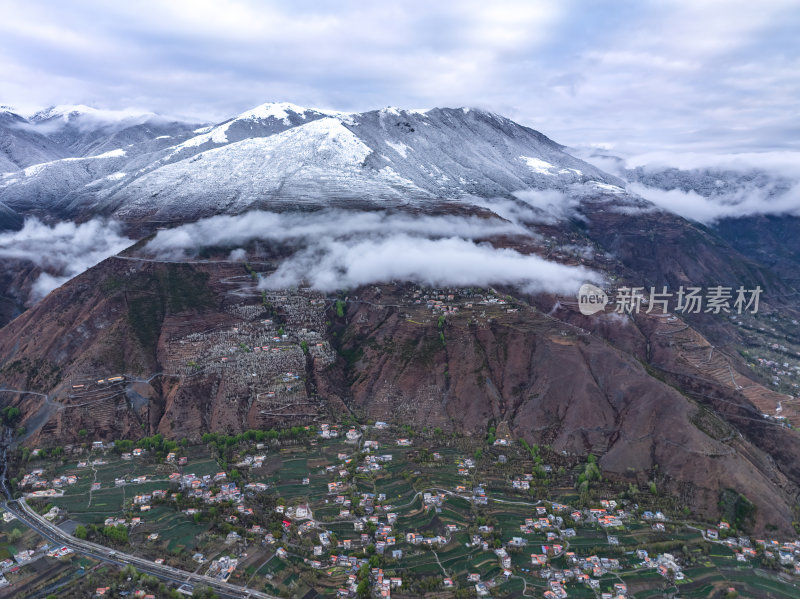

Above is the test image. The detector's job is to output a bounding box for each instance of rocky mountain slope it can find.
[0,238,797,533]
[1,102,799,534]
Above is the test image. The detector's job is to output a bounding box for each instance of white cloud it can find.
[260,234,596,293]
[511,190,582,224]
[146,209,600,294]
[0,218,133,302]
[145,210,528,258]
[624,150,800,177]
[228,248,247,261]
[619,149,800,223]
[628,181,800,224]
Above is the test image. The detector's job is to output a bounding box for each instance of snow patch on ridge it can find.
[521,156,556,175]
[386,141,410,158]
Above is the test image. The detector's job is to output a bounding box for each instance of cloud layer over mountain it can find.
[146,209,598,294]
[259,234,594,293]
[619,151,800,223]
[0,217,133,302]
[628,181,800,223]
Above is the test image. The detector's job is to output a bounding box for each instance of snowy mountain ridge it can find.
[0,101,628,226]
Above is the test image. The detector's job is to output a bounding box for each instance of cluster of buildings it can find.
[0,536,73,590]
[21,411,800,597]
[397,286,518,321]
[205,555,237,581]
[19,469,77,494]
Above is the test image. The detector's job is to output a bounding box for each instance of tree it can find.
[75,525,88,540]
[7,528,23,543]
[0,406,20,424]
[102,524,129,545]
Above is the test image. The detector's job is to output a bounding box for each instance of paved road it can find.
[2,498,280,599]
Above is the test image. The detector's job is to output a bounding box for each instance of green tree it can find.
[102,524,129,545]
[0,406,20,424]
[75,525,88,540]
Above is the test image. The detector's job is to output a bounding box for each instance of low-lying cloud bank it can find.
[628,180,800,224]
[577,148,800,224]
[626,150,800,223]
[0,217,133,302]
[145,210,527,257]
[511,189,583,224]
[625,151,800,176]
[259,234,595,293]
[465,189,581,226]
[147,209,599,294]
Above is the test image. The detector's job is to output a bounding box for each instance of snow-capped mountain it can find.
[168,101,336,156]
[0,102,625,225]
[0,104,200,173]
[0,107,68,172]
[27,104,201,157]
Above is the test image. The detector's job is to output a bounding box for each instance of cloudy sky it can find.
[1,0,798,154]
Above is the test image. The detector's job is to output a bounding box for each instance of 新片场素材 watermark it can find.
[577,284,762,316]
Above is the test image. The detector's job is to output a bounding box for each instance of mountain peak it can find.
[235,101,347,123]
[236,101,315,121]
